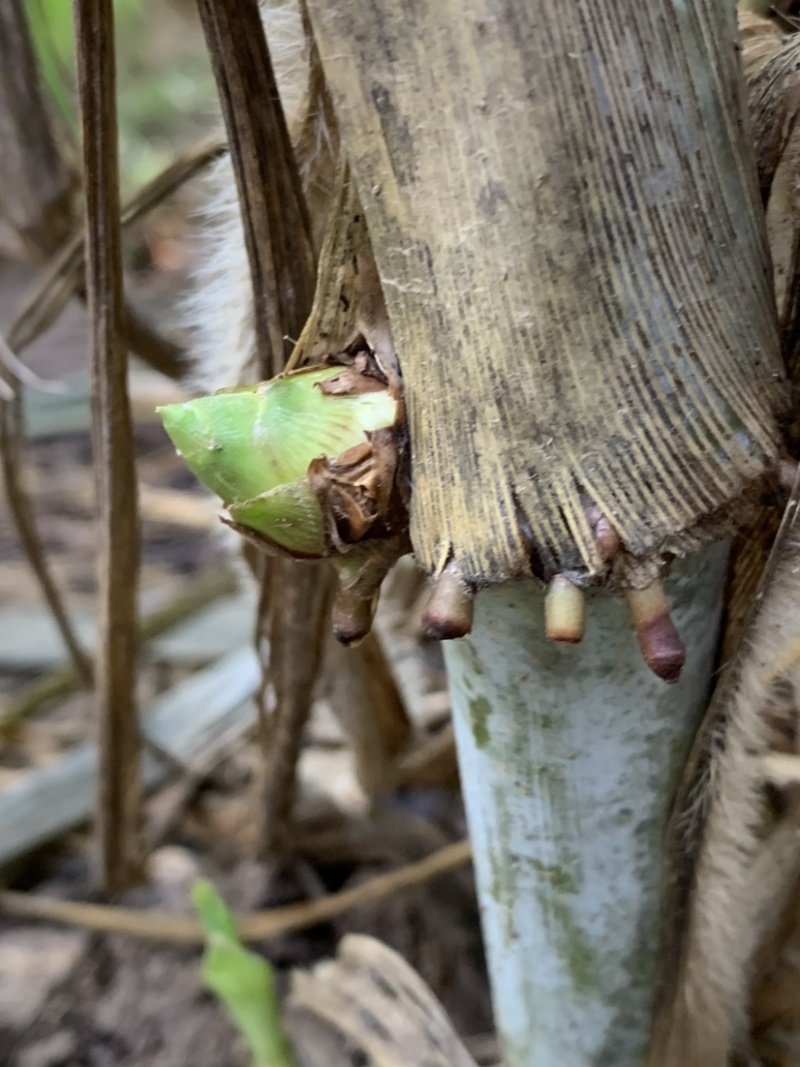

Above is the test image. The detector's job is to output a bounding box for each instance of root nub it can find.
[545,575,586,643]
[625,581,686,683]
[586,504,621,564]
[422,565,474,640]
[332,591,377,646]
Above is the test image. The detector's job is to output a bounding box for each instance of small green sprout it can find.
[159,365,397,558]
[192,879,297,1067]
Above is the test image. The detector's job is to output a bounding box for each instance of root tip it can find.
[640,617,686,683]
[595,517,621,564]
[586,505,621,564]
[545,575,585,644]
[422,567,474,640]
[332,593,376,646]
[625,581,685,682]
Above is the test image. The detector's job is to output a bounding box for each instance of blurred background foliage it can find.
[24,0,216,194]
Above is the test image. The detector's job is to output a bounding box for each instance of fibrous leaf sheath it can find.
[304,0,786,589]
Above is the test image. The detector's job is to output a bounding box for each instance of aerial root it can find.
[625,580,686,683]
[422,563,475,640]
[332,590,377,646]
[545,575,586,644]
[587,505,621,563]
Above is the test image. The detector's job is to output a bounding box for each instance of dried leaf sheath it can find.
[305,0,785,587]
[740,16,800,206]
[651,480,800,1066]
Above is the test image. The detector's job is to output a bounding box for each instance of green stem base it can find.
[444,546,728,1067]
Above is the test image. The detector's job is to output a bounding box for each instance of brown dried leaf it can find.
[286,934,480,1067]
[305,1,784,588]
[286,153,365,370]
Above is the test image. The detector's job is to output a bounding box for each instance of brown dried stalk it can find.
[259,566,333,848]
[321,631,411,797]
[0,839,471,943]
[73,0,143,891]
[194,0,342,853]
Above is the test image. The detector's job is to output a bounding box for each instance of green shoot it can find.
[192,879,297,1067]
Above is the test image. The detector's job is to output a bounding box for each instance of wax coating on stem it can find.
[445,546,728,1067]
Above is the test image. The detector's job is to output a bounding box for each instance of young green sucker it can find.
[192,878,297,1067]
[159,363,398,559]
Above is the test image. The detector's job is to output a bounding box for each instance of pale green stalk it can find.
[444,546,728,1067]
